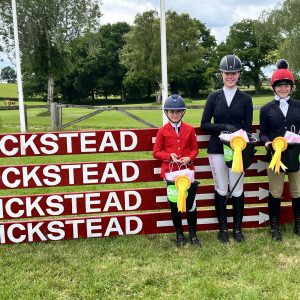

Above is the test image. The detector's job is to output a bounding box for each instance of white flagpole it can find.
[11,0,26,132]
[160,0,169,125]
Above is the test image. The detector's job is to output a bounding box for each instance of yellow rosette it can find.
[269,137,288,173]
[230,136,247,173]
[175,175,191,212]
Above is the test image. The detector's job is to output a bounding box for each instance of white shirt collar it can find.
[275,95,290,101]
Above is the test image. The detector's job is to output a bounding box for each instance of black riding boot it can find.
[292,198,300,236]
[268,193,282,241]
[214,191,229,243]
[187,209,201,247]
[170,202,186,247]
[232,193,245,242]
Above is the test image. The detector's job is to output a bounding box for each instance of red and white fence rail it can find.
[0,126,293,244]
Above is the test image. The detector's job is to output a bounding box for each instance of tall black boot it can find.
[187,209,201,247]
[292,198,300,236]
[214,191,229,243]
[268,193,282,241]
[232,193,245,242]
[169,201,186,247]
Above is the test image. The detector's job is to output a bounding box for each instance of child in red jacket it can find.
[153,94,200,247]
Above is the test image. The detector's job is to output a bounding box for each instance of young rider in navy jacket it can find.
[201,55,253,243]
[153,94,200,247]
[260,59,300,241]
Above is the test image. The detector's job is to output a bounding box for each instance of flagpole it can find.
[160,0,169,125]
[11,0,26,132]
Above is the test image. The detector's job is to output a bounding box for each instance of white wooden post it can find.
[160,0,169,125]
[11,0,26,132]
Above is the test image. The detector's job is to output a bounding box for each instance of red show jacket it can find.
[153,121,199,178]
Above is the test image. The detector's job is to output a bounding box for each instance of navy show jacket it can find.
[259,98,300,144]
[201,88,253,154]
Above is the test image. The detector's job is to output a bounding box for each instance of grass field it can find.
[0,83,272,133]
[0,82,18,98]
[1,84,300,300]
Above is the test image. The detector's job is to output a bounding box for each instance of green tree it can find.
[58,22,131,102]
[95,23,131,100]
[263,0,300,72]
[224,19,276,93]
[0,65,16,82]
[177,19,217,96]
[120,10,160,98]
[120,10,205,98]
[0,0,101,103]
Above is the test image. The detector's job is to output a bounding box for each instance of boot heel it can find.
[176,229,186,247]
[214,191,228,243]
[232,193,245,242]
[233,229,244,242]
[268,194,282,241]
[292,198,300,236]
[218,230,229,243]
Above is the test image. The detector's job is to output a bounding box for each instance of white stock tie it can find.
[275,95,289,117]
[279,100,289,117]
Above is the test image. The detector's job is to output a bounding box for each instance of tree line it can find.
[0,0,299,103]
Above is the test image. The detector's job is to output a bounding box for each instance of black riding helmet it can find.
[163,94,186,123]
[219,55,242,72]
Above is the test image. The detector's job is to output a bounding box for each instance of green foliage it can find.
[292,79,300,99]
[0,66,16,83]
[120,10,213,98]
[57,23,131,102]
[263,0,300,72]
[223,19,277,93]
[120,10,161,98]
[0,0,102,102]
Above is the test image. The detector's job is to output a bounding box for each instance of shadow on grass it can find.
[36,111,51,117]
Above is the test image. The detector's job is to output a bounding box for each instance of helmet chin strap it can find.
[164,110,186,124]
[272,85,292,97]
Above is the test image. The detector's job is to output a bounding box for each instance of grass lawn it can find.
[1,87,299,300]
[1,228,300,300]
[0,95,265,133]
[0,82,18,98]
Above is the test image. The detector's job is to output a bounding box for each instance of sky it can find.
[0,0,278,69]
[101,0,277,43]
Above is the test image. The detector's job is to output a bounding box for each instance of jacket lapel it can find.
[228,89,240,108]
[285,99,293,120]
[220,89,229,107]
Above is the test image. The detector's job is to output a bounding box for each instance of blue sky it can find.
[0,0,278,69]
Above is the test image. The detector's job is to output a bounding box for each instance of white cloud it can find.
[101,0,156,25]
[101,0,277,43]
[233,4,275,22]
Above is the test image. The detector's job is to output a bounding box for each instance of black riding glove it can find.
[225,124,238,133]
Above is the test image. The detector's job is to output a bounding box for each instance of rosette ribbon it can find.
[230,136,246,173]
[269,137,288,173]
[175,175,191,212]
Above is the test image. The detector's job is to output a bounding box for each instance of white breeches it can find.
[208,154,244,197]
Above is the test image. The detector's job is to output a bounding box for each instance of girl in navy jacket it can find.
[201,55,253,243]
[260,60,300,241]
